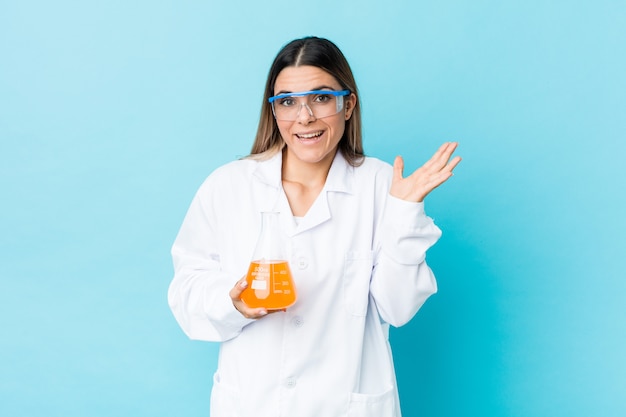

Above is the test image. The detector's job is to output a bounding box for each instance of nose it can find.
[295,102,316,123]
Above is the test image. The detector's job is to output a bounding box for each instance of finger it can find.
[233,300,269,319]
[433,154,462,176]
[420,142,458,174]
[229,278,248,300]
[266,308,287,314]
[230,279,273,319]
[441,142,458,164]
[392,155,404,182]
[420,170,455,197]
[412,143,446,174]
[446,155,462,172]
[432,142,457,167]
[430,154,461,183]
[421,156,462,196]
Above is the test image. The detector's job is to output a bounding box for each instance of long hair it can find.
[249,37,364,166]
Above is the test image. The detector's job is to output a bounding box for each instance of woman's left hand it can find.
[390,142,462,202]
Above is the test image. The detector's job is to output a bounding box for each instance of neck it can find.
[281,148,336,188]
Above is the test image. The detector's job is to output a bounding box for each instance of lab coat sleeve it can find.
[168,185,254,342]
[370,195,442,327]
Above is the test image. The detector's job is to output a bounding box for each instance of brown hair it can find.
[249,36,364,166]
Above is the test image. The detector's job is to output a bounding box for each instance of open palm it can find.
[390,142,462,202]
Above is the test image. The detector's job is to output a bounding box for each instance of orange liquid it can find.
[241,260,297,309]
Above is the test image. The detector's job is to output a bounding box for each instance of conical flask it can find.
[241,212,297,310]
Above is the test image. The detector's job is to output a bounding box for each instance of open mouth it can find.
[296,130,324,140]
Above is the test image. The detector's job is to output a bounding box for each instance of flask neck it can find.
[254,212,285,262]
[261,211,280,229]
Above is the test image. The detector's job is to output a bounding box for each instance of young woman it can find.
[169,36,461,417]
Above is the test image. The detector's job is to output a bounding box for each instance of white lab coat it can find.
[169,150,442,417]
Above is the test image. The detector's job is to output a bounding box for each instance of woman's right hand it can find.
[230,278,284,319]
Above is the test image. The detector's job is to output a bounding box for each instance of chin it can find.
[296,150,332,164]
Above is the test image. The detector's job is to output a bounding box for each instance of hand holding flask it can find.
[240,212,297,310]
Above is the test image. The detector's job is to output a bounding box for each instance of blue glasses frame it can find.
[268,89,351,103]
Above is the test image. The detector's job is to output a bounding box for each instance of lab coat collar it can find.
[251,150,355,236]
[251,151,283,190]
[251,150,354,194]
[324,150,354,195]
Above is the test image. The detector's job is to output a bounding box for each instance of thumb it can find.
[393,155,404,183]
[230,278,248,300]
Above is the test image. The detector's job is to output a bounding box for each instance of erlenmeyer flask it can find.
[241,212,297,310]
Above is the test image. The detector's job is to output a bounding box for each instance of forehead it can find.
[274,65,341,93]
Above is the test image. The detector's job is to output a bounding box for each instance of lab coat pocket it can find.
[343,251,374,317]
[210,372,241,417]
[347,386,396,417]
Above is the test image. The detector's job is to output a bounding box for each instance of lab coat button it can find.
[297,257,308,269]
[291,316,304,327]
[285,377,296,388]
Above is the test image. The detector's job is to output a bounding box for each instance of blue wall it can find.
[1,1,624,416]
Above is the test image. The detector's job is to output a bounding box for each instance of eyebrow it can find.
[274,85,337,96]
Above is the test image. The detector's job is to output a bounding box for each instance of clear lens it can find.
[271,91,346,121]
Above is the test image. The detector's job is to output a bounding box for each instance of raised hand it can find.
[390,142,461,202]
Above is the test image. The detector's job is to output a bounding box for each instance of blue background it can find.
[1,1,625,416]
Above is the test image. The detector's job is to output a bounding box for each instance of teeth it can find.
[297,131,323,139]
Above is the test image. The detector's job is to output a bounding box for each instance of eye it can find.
[278,97,296,107]
[313,94,332,104]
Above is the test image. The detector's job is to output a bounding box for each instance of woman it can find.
[169,36,461,417]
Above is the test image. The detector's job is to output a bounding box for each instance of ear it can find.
[345,93,357,120]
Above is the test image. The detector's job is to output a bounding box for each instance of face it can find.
[273,65,356,169]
